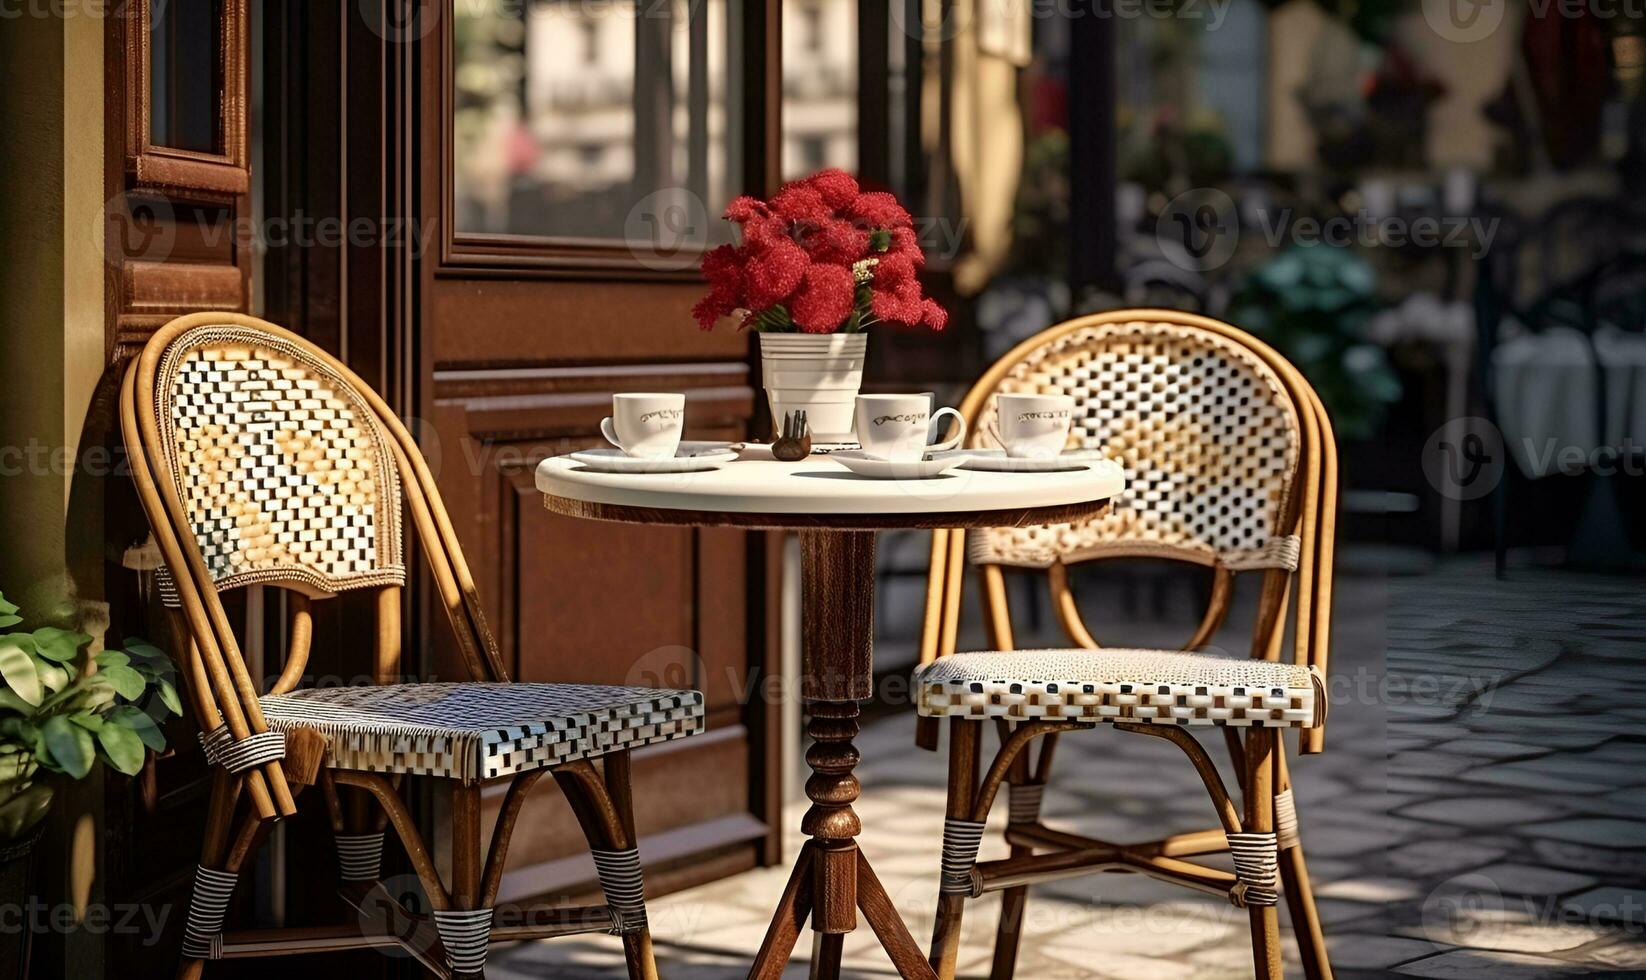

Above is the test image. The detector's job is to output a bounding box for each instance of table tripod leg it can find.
[810,933,845,980]
[748,843,816,980]
[857,850,940,980]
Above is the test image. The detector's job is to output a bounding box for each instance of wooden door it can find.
[414,0,785,901]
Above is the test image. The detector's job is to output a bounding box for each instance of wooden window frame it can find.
[124,0,250,196]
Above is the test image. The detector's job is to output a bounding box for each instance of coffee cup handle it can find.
[927,408,967,454]
[600,417,623,450]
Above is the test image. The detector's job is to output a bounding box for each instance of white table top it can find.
[536,453,1124,525]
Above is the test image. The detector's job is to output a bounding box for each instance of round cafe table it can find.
[536,454,1122,979]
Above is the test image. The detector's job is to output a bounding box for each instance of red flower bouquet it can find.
[693,169,948,334]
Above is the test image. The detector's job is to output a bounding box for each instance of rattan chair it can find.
[120,312,703,979]
[913,310,1336,980]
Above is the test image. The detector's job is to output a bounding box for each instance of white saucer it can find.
[568,442,738,474]
[936,449,1110,473]
[828,451,966,480]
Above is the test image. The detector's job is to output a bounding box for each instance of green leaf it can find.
[0,593,18,617]
[97,664,146,701]
[68,713,103,732]
[95,724,145,776]
[0,615,19,629]
[0,689,35,714]
[31,627,89,663]
[42,716,94,779]
[109,706,166,752]
[156,678,183,717]
[0,782,53,837]
[94,650,130,669]
[0,636,42,707]
[30,656,69,694]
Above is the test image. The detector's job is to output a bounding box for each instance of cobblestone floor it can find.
[495,556,1646,978]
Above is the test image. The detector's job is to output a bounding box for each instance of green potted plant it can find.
[0,589,180,971]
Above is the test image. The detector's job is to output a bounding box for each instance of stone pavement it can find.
[493,556,1646,978]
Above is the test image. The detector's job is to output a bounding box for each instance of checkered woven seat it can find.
[915,648,1322,728]
[261,683,704,783]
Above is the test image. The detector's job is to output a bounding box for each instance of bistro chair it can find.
[120,312,704,979]
[912,310,1336,979]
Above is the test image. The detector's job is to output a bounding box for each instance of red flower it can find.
[920,298,948,331]
[744,237,810,309]
[871,280,924,325]
[790,264,857,333]
[693,244,745,330]
[741,212,792,249]
[693,294,732,331]
[801,217,871,265]
[846,191,913,230]
[871,250,918,287]
[723,196,765,223]
[886,225,925,262]
[807,168,861,209]
[695,169,945,333]
[770,183,833,225]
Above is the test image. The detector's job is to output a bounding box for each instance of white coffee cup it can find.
[997,393,1075,458]
[601,393,685,459]
[854,393,967,462]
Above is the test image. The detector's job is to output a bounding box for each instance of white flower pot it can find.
[758,332,867,444]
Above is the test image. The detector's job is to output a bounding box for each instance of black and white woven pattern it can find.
[967,321,1302,571]
[1274,789,1300,851]
[916,648,1321,728]
[1227,831,1280,907]
[197,725,287,773]
[336,832,385,882]
[940,819,987,896]
[592,848,649,934]
[432,907,492,975]
[154,329,406,595]
[259,683,704,783]
[1007,783,1045,824]
[182,865,238,959]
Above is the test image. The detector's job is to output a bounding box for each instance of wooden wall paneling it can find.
[100,0,260,973]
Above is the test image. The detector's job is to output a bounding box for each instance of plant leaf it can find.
[156,678,183,717]
[0,782,54,838]
[0,688,35,714]
[0,615,19,629]
[68,712,104,732]
[96,724,145,776]
[97,664,147,701]
[109,706,166,752]
[0,636,43,707]
[30,655,70,694]
[0,593,18,616]
[42,716,94,779]
[94,649,130,669]
[31,627,89,664]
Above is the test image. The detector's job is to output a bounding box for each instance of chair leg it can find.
[443,782,490,979]
[929,719,981,980]
[1276,753,1332,979]
[991,741,1051,980]
[177,772,244,980]
[554,753,660,980]
[1243,730,1283,980]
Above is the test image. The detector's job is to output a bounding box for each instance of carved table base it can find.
[747,531,938,980]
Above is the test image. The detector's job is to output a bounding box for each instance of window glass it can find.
[150,0,224,152]
[452,0,738,252]
[781,0,856,179]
